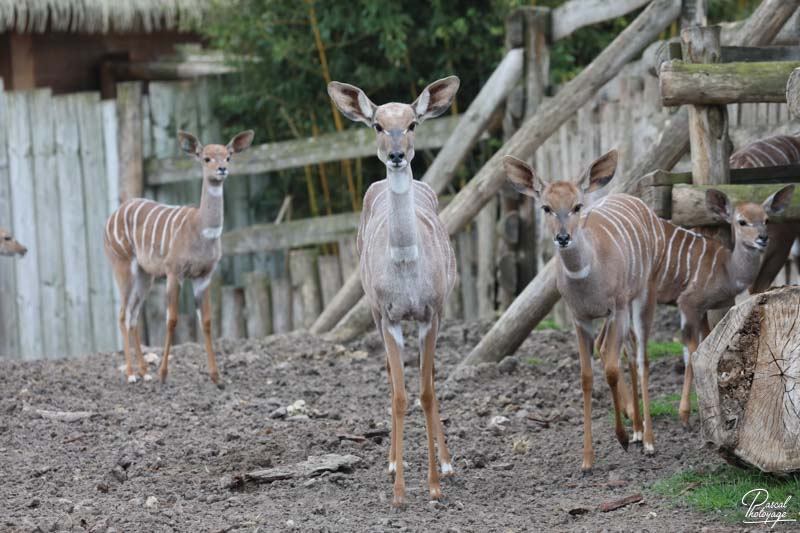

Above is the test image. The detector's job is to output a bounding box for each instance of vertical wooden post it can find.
[115,82,144,202]
[221,286,246,339]
[317,255,343,309]
[682,25,729,186]
[243,271,272,338]
[458,229,478,321]
[0,79,19,357]
[289,249,322,329]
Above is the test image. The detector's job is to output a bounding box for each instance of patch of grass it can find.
[609,392,697,422]
[535,318,561,331]
[647,340,684,360]
[653,465,800,524]
[525,357,544,366]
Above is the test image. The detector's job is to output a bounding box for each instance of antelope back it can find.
[357,180,456,302]
[730,135,800,168]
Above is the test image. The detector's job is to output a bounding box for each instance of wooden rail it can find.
[145,115,463,185]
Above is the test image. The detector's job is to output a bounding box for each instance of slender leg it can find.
[625,335,643,444]
[371,309,397,476]
[632,292,656,455]
[382,321,407,509]
[431,359,453,477]
[419,316,444,500]
[158,274,181,383]
[200,290,221,385]
[118,304,135,383]
[130,272,153,380]
[602,315,629,452]
[574,320,595,473]
[112,266,135,383]
[677,302,701,426]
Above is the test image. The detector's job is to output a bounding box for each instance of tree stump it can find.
[694,286,800,473]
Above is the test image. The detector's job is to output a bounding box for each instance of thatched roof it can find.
[0,0,209,34]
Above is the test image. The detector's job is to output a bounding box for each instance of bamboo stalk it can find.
[306,0,359,211]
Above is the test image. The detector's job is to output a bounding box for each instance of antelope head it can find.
[327,77,460,184]
[178,130,255,188]
[0,228,27,257]
[706,185,795,252]
[503,150,618,249]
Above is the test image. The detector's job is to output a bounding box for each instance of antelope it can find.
[0,228,27,257]
[328,77,459,507]
[504,150,663,471]
[103,130,254,385]
[729,135,800,293]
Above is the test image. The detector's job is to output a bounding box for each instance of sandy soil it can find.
[0,308,761,532]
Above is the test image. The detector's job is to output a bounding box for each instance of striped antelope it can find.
[504,150,664,471]
[328,77,459,508]
[103,130,254,385]
[0,228,27,257]
[729,135,800,293]
[655,186,795,425]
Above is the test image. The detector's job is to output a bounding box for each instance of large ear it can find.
[227,130,255,154]
[413,76,460,122]
[706,188,732,222]
[577,149,617,193]
[503,155,544,200]
[762,184,795,216]
[177,131,202,157]
[327,82,376,126]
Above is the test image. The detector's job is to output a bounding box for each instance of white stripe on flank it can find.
[596,224,626,261]
[171,208,191,247]
[683,235,696,285]
[139,204,160,256]
[762,141,790,165]
[112,209,125,249]
[690,237,707,286]
[601,207,641,281]
[150,206,167,258]
[160,207,179,257]
[673,231,687,283]
[704,246,722,289]
[122,201,135,245]
[781,138,800,161]
[606,198,650,269]
[131,200,149,254]
[750,145,778,166]
[658,227,680,288]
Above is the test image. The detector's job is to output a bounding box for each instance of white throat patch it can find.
[207,185,223,197]
[202,226,223,239]
[390,244,419,263]
[563,263,591,279]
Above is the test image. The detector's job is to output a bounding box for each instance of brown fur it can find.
[0,228,27,257]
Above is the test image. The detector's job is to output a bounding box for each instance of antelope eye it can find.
[204,157,211,163]
[374,124,383,133]
[573,204,583,213]
[408,122,417,132]
[226,157,231,162]
[542,206,551,214]
[738,220,747,226]
[3,236,10,241]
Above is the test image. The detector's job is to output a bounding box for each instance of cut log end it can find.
[694,286,800,474]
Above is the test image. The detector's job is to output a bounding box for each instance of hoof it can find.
[429,486,443,501]
[388,462,396,477]
[440,462,455,478]
[391,495,406,510]
[643,442,655,456]
[142,373,153,382]
[215,380,225,390]
[631,430,643,444]
[617,433,629,451]
[126,375,137,384]
[159,370,168,384]
[581,467,593,478]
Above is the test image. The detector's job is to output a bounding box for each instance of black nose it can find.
[388,151,405,164]
[556,233,571,247]
[758,234,769,243]
[217,167,227,175]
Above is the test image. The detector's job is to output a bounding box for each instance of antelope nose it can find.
[555,233,571,247]
[19,246,27,257]
[758,234,769,244]
[217,166,227,174]
[389,151,405,164]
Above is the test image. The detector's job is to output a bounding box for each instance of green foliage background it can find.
[201,0,760,218]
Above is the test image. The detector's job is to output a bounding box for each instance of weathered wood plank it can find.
[76,92,117,352]
[551,0,651,42]
[659,61,800,106]
[30,89,67,358]
[289,250,321,329]
[115,81,143,202]
[146,116,462,186]
[0,79,19,357]
[220,286,246,339]
[222,211,360,256]
[788,67,800,119]
[56,95,95,356]
[101,98,122,348]
[6,91,43,359]
[317,255,342,309]
[243,272,272,339]
[721,45,800,63]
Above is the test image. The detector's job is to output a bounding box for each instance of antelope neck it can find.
[728,236,762,287]
[387,166,418,263]
[557,231,593,279]
[199,175,224,236]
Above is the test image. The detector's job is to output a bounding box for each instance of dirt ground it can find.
[0,308,764,532]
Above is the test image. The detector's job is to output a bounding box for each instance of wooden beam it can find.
[666,45,800,63]
[671,183,800,226]
[8,33,34,90]
[222,211,360,256]
[788,66,800,118]
[146,115,461,185]
[659,60,800,106]
[551,0,651,41]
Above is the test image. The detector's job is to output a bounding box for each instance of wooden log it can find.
[6,91,43,359]
[551,0,651,42]
[223,211,360,256]
[0,79,18,357]
[788,67,800,119]
[115,81,143,202]
[29,89,67,359]
[682,26,730,186]
[146,116,461,185]
[671,183,800,226]
[694,286,800,473]
[317,255,343,309]
[322,297,374,344]
[289,249,321,329]
[220,286,246,339]
[243,272,272,338]
[56,95,94,356]
[659,61,800,106]
[463,0,796,367]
